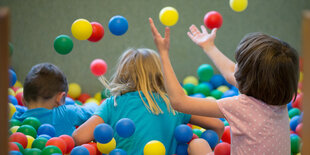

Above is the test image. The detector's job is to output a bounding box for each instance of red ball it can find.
[9,132,28,149]
[90,59,107,76]
[82,144,96,155]
[221,126,231,144]
[204,11,223,29]
[9,142,20,151]
[214,142,230,155]
[88,142,101,155]
[187,123,192,128]
[59,135,75,154]
[88,22,104,42]
[78,93,92,103]
[46,137,67,154]
[188,133,199,144]
[296,123,303,137]
[15,92,24,106]
[292,93,303,110]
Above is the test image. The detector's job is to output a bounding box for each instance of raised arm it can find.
[149,18,224,118]
[187,25,237,86]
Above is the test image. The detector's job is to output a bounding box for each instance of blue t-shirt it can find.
[94,91,191,154]
[13,103,98,136]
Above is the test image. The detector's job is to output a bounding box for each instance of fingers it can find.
[149,17,162,37]
[189,24,201,36]
[200,25,207,34]
[164,27,170,40]
[187,31,194,41]
[211,28,217,36]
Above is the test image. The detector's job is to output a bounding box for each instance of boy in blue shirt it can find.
[13,63,97,136]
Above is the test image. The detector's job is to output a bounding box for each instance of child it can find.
[73,48,224,154]
[149,18,299,154]
[13,63,98,136]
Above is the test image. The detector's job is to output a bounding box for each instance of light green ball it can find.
[210,89,223,99]
[183,83,196,95]
[193,84,210,96]
[183,76,198,85]
[197,64,214,82]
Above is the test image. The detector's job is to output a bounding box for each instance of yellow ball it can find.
[71,18,93,40]
[192,125,202,130]
[10,126,20,134]
[85,98,100,105]
[26,135,35,149]
[206,96,216,100]
[299,72,303,82]
[9,103,16,119]
[8,88,15,96]
[97,138,116,154]
[143,140,166,155]
[159,7,179,26]
[217,86,229,93]
[183,88,188,96]
[229,0,248,12]
[14,81,23,88]
[183,76,198,86]
[68,83,82,99]
[16,88,23,94]
[94,92,102,102]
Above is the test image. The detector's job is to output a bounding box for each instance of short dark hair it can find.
[234,32,299,106]
[23,63,68,103]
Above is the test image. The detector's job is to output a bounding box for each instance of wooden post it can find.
[0,7,10,155]
[302,10,310,154]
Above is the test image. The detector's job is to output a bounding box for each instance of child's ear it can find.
[56,92,66,105]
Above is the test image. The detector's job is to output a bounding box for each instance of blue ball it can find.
[37,134,52,140]
[290,115,301,132]
[221,90,238,98]
[110,149,127,155]
[190,93,206,98]
[108,15,128,36]
[9,69,17,87]
[10,151,22,155]
[70,146,90,155]
[176,143,188,155]
[174,124,193,143]
[287,101,293,111]
[210,74,226,88]
[9,95,18,105]
[37,124,56,137]
[94,123,114,143]
[116,118,135,138]
[230,86,239,93]
[200,130,219,149]
[219,118,226,122]
[65,97,75,105]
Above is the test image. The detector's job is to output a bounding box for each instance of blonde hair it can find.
[109,48,175,115]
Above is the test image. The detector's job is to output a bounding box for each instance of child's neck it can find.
[26,98,60,110]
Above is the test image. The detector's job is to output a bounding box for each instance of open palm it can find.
[187,25,217,50]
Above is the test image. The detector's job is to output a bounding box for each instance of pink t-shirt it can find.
[217,94,290,155]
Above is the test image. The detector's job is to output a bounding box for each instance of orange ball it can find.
[46,137,67,154]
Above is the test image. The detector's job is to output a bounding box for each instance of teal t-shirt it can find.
[13,103,98,136]
[94,91,191,154]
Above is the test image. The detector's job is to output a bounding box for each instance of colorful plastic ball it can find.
[217,86,229,93]
[292,94,302,110]
[214,142,230,155]
[53,35,73,55]
[10,126,20,134]
[10,132,28,148]
[174,124,193,143]
[143,140,165,155]
[22,117,41,130]
[26,135,35,149]
[9,103,16,119]
[109,148,127,155]
[176,143,188,155]
[193,129,203,137]
[10,142,20,151]
[88,142,101,155]
[288,108,301,119]
[287,101,293,111]
[94,123,114,143]
[41,145,62,155]
[75,100,83,105]
[9,151,22,155]
[17,125,37,138]
[189,133,199,144]
[8,88,16,96]
[183,83,196,96]
[223,120,229,126]
[78,93,91,103]
[197,64,214,82]
[191,93,206,98]
[229,0,248,12]
[68,83,82,99]
[210,89,223,99]
[71,146,90,155]
[88,22,104,42]
[221,90,238,98]
[32,137,48,150]
[37,134,52,140]
[183,76,198,85]
[82,144,96,155]
[295,123,302,137]
[204,11,223,30]
[46,137,67,154]
[65,97,75,105]
[9,95,18,105]
[97,138,116,154]
[71,19,93,40]
[291,134,300,154]
[116,118,135,138]
[221,126,231,144]
[101,89,111,99]
[108,15,128,36]
[94,92,102,102]
[210,74,226,88]
[290,116,301,132]
[193,84,211,97]
[37,124,56,137]
[159,7,179,26]
[14,81,23,88]
[9,69,17,87]
[85,98,100,105]
[15,92,23,105]
[90,59,108,76]
[58,135,75,154]
[13,142,25,154]
[24,148,42,155]
[200,130,219,149]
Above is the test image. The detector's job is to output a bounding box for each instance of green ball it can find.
[291,134,300,154]
[22,117,41,130]
[75,100,83,106]
[210,89,223,99]
[41,145,62,155]
[197,64,214,82]
[101,89,111,99]
[224,120,229,126]
[193,129,203,137]
[54,35,73,55]
[24,148,42,155]
[32,137,48,150]
[14,142,25,154]
[193,84,211,96]
[17,125,37,138]
[10,119,22,128]
[9,42,13,56]
[288,108,301,119]
[183,83,196,95]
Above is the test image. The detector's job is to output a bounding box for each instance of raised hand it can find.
[149,18,170,54]
[187,25,217,51]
